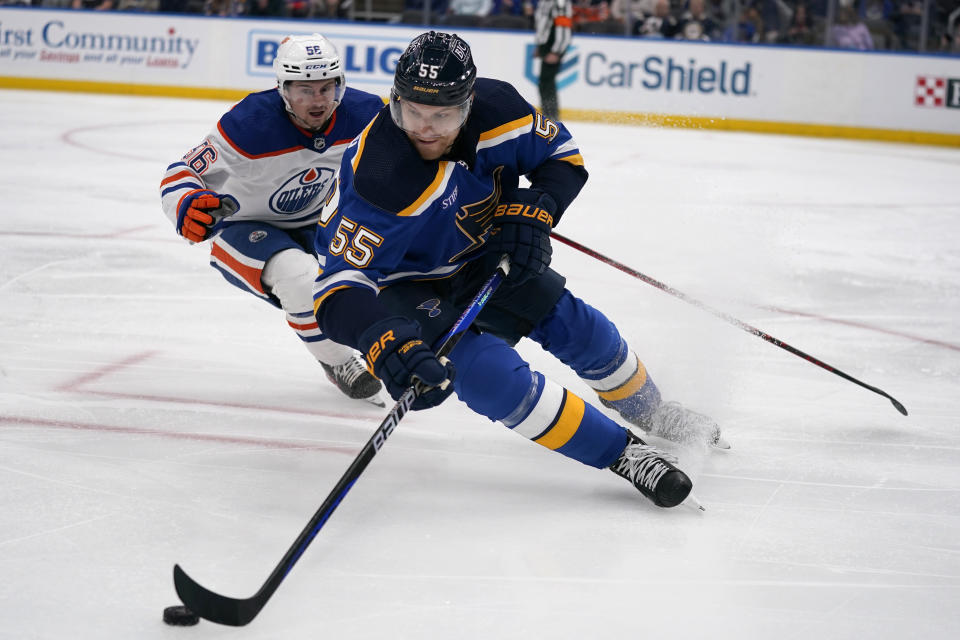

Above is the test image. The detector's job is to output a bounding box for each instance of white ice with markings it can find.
[1,89,958,639]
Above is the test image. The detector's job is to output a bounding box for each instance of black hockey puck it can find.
[163,604,200,626]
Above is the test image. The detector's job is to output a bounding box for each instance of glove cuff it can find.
[358,316,421,375]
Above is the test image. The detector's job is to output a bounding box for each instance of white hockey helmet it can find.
[273,34,346,107]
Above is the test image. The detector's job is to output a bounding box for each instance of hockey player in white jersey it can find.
[159,34,385,405]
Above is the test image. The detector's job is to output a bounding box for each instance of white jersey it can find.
[160,87,384,232]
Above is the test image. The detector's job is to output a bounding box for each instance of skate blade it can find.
[684,493,706,512]
[711,434,731,450]
[363,394,386,408]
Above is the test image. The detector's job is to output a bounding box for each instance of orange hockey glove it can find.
[175,190,238,243]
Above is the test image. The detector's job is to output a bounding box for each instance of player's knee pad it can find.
[450,332,532,421]
[262,248,318,315]
[528,291,623,375]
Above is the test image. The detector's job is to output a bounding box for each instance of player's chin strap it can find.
[172,255,512,627]
[550,231,907,416]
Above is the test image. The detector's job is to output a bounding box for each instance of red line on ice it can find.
[55,351,381,422]
[766,306,960,353]
[56,350,160,392]
[0,415,357,454]
[82,388,381,422]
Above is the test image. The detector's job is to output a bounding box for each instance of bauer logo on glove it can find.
[493,203,554,227]
[485,189,557,286]
[175,190,240,243]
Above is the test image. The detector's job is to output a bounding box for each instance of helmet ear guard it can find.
[273,33,346,110]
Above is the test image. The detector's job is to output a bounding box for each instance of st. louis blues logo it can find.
[269,166,335,216]
[417,298,443,318]
[449,166,502,263]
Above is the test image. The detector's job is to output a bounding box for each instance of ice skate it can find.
[610,431,693,508]
[322,356,384,407]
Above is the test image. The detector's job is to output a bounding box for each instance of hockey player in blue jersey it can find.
[313,31,724,508]
[160,34,384,405]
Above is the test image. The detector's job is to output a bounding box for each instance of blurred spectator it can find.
[634,0,678,37]
[205,0,238,14]
[491,0,531,16]
[117,0,159,10]
[445,0,493,25]
[484,0,533,29]
[830,4,874,49]
[158,0,197,12]
[676,0,721,40]
[288,0,340,17]
[756,0,792,43]
[804,0,828,19]
[72,0,114,8]
[724,2,763,42]
[943,14,960,53]
[610,0,653,33]
[246,0,285,15]
[704,0,733,26]
[892,0,928,50]
[403,0,449,24]
[863,0,899,49]
[864,0,895,23]
[573,0,613,29]
[628,0,680,38]
[782,1,816,45]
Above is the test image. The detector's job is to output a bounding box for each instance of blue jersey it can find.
[313,77,587,346]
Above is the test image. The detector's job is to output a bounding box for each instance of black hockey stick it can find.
[173,256,511,626]
[551,232,907,416]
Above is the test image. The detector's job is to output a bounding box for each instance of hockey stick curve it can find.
[551,232,907,416]
[173,256,512,626]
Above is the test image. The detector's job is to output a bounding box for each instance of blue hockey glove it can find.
[175,190,239,243]
[358,316,456,410]
[485,189,556,285]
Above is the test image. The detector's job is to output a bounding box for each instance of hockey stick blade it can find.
[174,564,259,627]
[171,256,511,626]
[551,232,908,416]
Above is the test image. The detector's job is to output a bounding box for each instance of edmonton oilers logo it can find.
[269,166,335,215]
[524,44,579,91]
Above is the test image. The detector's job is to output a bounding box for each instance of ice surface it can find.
[1,89,958,639]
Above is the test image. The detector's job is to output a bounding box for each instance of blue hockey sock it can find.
[529,291,662,426]
[450,331,627,468]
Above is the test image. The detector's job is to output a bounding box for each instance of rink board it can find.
[1,7,959,145]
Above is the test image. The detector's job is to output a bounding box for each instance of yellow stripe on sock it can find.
[534,391,585,450]
[596,362,648,402]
